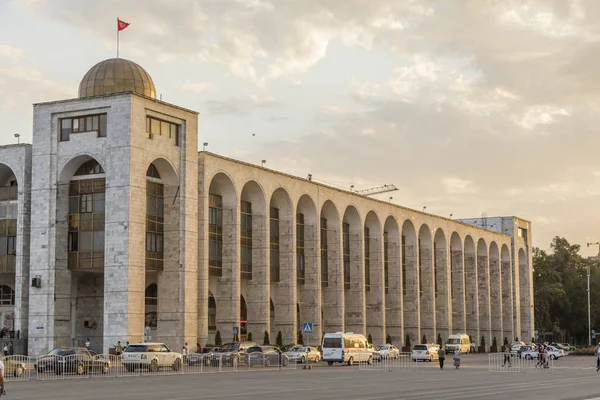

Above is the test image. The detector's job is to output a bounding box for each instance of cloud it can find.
[175,81,215,93]
[321,106,350,116]
[204,95,278,115]
[513,105,571,131]
[0,45,24,61]
[441,177,477,194]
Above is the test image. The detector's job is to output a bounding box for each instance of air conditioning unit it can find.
[31,276,41,288]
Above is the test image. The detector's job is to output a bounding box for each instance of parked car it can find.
[378,344,400,359]
[121,343,183,372]
[186,347,216,366]
[517,345,536,358]
[243,346,289,367]
[285,346,321,363]
[445,334,470,355]
[35,348,111,375]
[280,343,299,353]
[411,344,439,362]
[551,343,572,352]
[369,344,383,362]
[219,341,257,366]
[521,346,564,360]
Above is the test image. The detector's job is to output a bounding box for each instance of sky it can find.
[0,0,598,254]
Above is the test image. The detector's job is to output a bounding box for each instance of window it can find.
[384,232,389,294]
[296,213,305,285]
[74,160,104,176]
[0,236,15,256]
[146,181,164,270]
[364,227,370,292]
[402,235,406,296]
[146,116,180,146]
[209,194,223,277]
[0,286,14,306]
[270,207,280,283]
[418,239,422,298]
[241,200,252,280]
[145,283,158,306]
[343,222,350,290]
[208,295,217,331]
[320,217,328,288]
[146,164,161,179]
[60,114,107,141]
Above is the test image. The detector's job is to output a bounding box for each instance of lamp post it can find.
[203,142,208,151]
[587,242,599,346]
[14,133,20,144]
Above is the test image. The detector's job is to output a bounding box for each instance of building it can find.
[0,58,534,355]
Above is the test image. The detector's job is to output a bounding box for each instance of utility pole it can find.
[586,242,599,346]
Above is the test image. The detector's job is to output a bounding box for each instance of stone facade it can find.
[0,60,534,356]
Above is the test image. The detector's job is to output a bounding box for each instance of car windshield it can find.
[246,347,262,353]
[447,339,460,344]
[48,349,73,356]
[380,345,390,350]
[323,338,342,349]
[124,345,147,353]
[220,343,240,352]
[296,347,307,352]
[414,345,427,350]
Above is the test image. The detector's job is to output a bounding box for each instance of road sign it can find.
[302,322,313,334]
[233,326,239,335]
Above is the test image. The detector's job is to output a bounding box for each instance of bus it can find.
[321,332,373,366]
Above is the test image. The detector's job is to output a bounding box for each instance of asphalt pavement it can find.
[6,354,600,400]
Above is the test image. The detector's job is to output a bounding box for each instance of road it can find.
[6,354,600,400]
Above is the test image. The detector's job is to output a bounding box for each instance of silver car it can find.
[285,346,321,363]
[378,344,400,359]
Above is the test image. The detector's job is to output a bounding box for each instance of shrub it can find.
[367,334,373,344]
[298,330,304,345]
[276,331,283,348]
[263,331,270,345]
[493,337,497,347]
[421,335,427,344]
[247,332,253,342]
[405,334,412,348]
[215,331,222,346]
[437,334,442,346]
[570,347,597,356]
[481,335,486,347]
[386,334,392,345]
[504,337,509,346]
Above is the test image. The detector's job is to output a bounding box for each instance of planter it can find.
[402,346,411,353]
[490,346,498,353]
[478,346,487,353]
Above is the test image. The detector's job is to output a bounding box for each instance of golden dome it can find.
[78,58,156,99]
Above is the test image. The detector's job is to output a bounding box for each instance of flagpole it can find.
[117,17,120,58]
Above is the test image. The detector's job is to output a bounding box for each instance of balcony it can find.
[145,253,164,271]
[68,251,104,270]
[0,255,16,274]
[0,187,17,202]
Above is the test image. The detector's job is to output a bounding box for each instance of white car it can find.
[411,344,439,362]
[521,346,564,360]
[122,343,183,372]
[285,346,321,363]
[378,344,400,359]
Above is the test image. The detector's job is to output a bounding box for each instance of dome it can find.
[78,58,156,99]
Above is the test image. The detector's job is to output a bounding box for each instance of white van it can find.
[445,334,470,354]
[322,332,373,366]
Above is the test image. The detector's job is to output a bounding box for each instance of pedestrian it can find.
[85,338,90,349]
[596,344,600,373]
[0,355,6,397]
[437,346,445,369]
[535,344,544,367]
[543,346,549,369]
[2,344,7,357]
[470,342,476,354]
[453,348,461,369]
[196,342,202,354]
[116,341,123,356]
[8,342,13,356]
[502,345,511,367]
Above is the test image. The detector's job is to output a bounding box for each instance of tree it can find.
[386,334,392,345]
[504,337,509,346]
[437,334,442,346]
[367,334,373,344]
[276,331,283,348]
[421,335,427,344]
[247,332,252,342]
[405,334,411,348]
[481,335,486,347]
[298,330,304,345]
[215,331,222,346]
[492,337,497,347]
[263,331,270,345]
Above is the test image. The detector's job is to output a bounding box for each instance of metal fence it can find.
[488,353,554,373]
[359,352,417,371]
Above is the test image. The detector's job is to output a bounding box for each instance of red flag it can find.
[117,18,130,31]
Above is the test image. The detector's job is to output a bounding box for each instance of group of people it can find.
[436,346,461,370]
[1,342,13,357]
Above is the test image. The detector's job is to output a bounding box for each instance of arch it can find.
[146,163,160,179]
[0,285,15,306]
[418,224,434,342]
[75,159,104,176]
[208,292,216,332]
[208,172,237,208]
[464,235,477,340]
[477,238,490,349]
[383,216,401,344]
[268,187,294,341]
[146,157,178,185]
[501,244,512,339]
[58,154,105,184]
[489,242,501,342]
[321,200,343,334]
[434,228,448,343]
[144,283,158,329]
[0,164,18,187]
[240,295,248,337]
[449,232,465,333]
[401,219,418,344]
[343,205,364,335]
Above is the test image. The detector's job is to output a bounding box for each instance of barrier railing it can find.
[488,352,554,373]
[2,355,32,382]
[359,352,417,371]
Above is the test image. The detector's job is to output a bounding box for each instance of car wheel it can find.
[125,364,135,372]
[550,355,556,360]
[525,355,532,360]
[76,363,85,375]
[283,358,289,367]
[172,358,182,371]
[14,365,23,378]
[367,356,373,365]
[327,361,333,366]
[348,357,354,366]
[150,359,159,373]
[102,364,110,374]
[300,356,305,364]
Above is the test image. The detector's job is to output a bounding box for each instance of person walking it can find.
[438,346,445,369]
[85,338,91,350]
[502,345,511,367]
[196,343,203,354]
[116,341,123,356]
[0,356,6,397]
[453,348,461,369]
[182,342,189,363]
[8,342,13,357]
[536,344,544,368]
[2,344,7,357]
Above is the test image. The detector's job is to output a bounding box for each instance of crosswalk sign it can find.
[302,322,313,334]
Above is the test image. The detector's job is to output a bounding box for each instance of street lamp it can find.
[587,242,599,346]
[203,142,208,151]
[261,160,266,167]
[14,133,20,144]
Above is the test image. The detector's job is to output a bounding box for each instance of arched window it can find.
[146,164,161,179]
[208,293,216,332]
[0,285,14,306]
[145,283,158,306]
[75,159,104,176]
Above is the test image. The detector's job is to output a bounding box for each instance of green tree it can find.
[367,334,373,344]
[421,335,427,344]
[386,334,392,345]
[263,331,270,345]
[503,337,509,346]
[247,332,252,342]
[215,331,222,346]
[405,334,411,349]
[276,331,283,348]
[437,334,442,346]
[298,330,304,345]
[481,335,486,347]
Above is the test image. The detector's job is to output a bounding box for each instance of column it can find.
[464,253,478,344]
[477,254,491,351]
[322,220,343,334]
[451,249,465,333]
[366,234,385,345]
[435,244,450,343]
